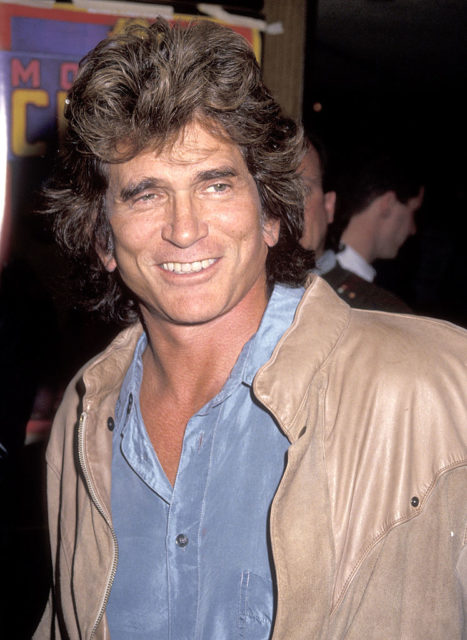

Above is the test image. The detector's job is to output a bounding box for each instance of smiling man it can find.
[35,18,467,640]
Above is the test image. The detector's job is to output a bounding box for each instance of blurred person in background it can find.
[328,144,424,285]
[300,136,413,311]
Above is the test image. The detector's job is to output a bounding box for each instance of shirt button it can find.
[107,417,115,431]
[176,533,189,547]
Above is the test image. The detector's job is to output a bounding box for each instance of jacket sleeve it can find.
[33,377,83,640]
[456,534,467,638]
[33,459,66,639]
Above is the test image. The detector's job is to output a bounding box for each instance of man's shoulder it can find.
[301,276,466,374]
[281,275,466,353]
[269,276,466,414]
[322,263,411,312]
[287,277,467,463]
[257,277,466,437]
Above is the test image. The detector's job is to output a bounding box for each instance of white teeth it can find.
[161,258,215,273]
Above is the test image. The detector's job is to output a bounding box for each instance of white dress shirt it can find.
[336,244,376,282]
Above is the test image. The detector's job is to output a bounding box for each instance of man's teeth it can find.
[161,259,216,273]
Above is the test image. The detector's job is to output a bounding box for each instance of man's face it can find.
[102,121,279,327]
[377,188,424,259]
[299,147,336,258]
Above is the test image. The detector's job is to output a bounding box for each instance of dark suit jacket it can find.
[322,264,412,313]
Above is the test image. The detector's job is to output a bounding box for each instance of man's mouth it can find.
[160,258,216,274]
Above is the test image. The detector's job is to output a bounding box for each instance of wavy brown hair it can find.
[44,18,312,324]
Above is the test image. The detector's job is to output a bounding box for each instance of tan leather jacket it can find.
[35,277,467,639]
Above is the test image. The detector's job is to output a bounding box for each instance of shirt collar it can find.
[336,244,376,282]
[312,249,337,276]
[115,332,146,430]
[242,283,304,386]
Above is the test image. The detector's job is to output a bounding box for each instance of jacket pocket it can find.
[238,570,273,639]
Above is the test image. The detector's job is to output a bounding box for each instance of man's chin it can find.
[141,302,230,328]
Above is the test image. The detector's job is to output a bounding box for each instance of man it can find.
[329,145,424,283]
[35,19,467,640]
[299,139,412,311]
[298,138,336,274]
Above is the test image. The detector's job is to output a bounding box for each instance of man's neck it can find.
[138,282,270,485]
[340,202,383,264]
[341,228,374,263]
[140,283,270,411]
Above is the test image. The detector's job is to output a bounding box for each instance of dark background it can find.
[303,0,467,327]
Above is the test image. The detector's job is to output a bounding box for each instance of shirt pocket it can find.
[238,570,273,639]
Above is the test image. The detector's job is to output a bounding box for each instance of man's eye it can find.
[133,192,161,205]
[207,183,229,193]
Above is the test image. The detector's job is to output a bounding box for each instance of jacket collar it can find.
[81,323,144,406]
[253,275,351,442]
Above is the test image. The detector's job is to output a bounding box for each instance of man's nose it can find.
[161,193,208,247]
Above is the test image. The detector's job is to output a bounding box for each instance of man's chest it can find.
[107,384,290,639]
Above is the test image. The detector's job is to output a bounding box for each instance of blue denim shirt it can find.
[107,284,304,640]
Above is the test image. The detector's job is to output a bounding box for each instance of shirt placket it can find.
[166,406,219,640]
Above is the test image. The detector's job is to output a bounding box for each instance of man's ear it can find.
[96,238,117,273]
[324,190,336,224]
[378,191,398,219]
[262,217,280,248]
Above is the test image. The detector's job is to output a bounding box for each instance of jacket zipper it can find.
[77,410,119,639]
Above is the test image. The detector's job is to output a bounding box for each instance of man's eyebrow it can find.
[118,178,162,202]
[195,167,238,182]
[117,167,239,202]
